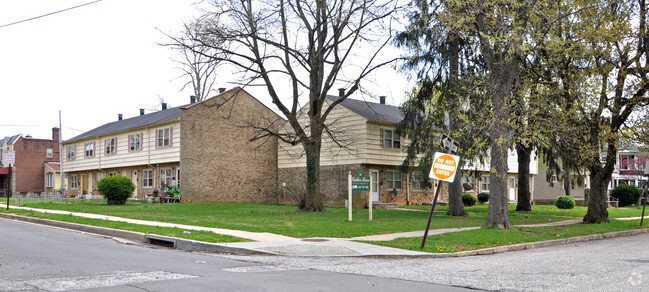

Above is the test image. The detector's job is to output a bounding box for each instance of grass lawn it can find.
[2,208,248,243]
[5,199,647,239]
[371,219,648,253]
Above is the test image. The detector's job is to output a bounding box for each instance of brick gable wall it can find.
[13,134,60,193]
[180,89,281,203]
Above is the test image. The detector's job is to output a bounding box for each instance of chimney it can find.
[118,114,123,121]
[25,134,32,138]
[379,96,386,105]
[218,88,226,93]
[162,103,167,110]
[52,127,60,142]
[140,108,145,116]
[190,95,196,104]
[338,88,345,98]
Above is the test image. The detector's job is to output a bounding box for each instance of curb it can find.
[3,212,649,258]
[0,213,275,255]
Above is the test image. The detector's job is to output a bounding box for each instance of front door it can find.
[509,177,516,201]
[370,169,379,201]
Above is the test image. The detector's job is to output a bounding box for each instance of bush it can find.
[611,184,642,207]
[554,195,575,209]
[97,175,135,205]
[477,192,489,204]
[462,193,477,207]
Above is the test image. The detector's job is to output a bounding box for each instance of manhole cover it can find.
[302,238,328,242]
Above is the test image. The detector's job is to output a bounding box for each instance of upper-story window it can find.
[85,142,94,157]
[67,145,75,160]
[620,155,636,170]
[157,128,171,147]
[383,129,400,149]
[129,133,141,151]
[105,138,116,155]
[46,148,53,158]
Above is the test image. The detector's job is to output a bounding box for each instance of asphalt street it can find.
[0,218,470,291]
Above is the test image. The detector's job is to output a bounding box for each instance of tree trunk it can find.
[485,63,514,228]
[303,139,324,212]
[515,142,532,211]
[583,170,610,223]
[447,169,468,216]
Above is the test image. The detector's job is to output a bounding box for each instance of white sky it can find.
[0,0,413,141]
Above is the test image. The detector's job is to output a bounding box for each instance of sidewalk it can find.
[3,204,646,257]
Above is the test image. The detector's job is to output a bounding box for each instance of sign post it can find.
[348,171,352,221]
[6,150,15,210]
[421,150,460,249]
[350,172,370,222]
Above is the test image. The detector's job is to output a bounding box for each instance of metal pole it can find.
[348,171,352,222]
[641,183,648,226]
[368,173,373,221]
[421,180,442,249]
[6,164,11,210]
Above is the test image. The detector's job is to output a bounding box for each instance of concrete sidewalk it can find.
[3,204,647,257]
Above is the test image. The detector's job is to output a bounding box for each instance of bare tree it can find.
[173,0,400,211]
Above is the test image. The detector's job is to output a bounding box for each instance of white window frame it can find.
[411,172,425,190]
[46,173,54,188]
[383,129,401,149]
[158,128,170,147]
[143,169,154,187]
[70,175,78,189]
[129,133,141,151]
[67,145,75,160]
[105,138,116,155]
[481,175,490,192]
[46,148,53,158]
[160,168,173,187]
[386,170,402,190]
[85,142,94,157]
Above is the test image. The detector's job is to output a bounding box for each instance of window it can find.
[96,173,105,185]
[70,175,78,189]
[386,170,402,190]
[383,129,400,149]
[46,148,53,158]
[46,173,53,188]
[411,172,425,190]
[67,145,75,160]
[129,133,141,151]
[143,169,153,187]
[481,176,490,192]
[157,128,171,147]
[161,168,173,187]
[105,138,116,154]
[462,175,475,190]
[85,142,94,157]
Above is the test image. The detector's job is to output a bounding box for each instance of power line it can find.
[0,0,103,29]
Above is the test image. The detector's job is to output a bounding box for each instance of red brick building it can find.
[0,128,61,197]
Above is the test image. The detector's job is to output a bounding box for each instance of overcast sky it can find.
[0,0,412,141]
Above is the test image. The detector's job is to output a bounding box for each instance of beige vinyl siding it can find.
[364,122,409,166]
[63,121,180,172]
[278,102,366,168]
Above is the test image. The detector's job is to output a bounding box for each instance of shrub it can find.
[611,184,642,207]
[554,195,575,209]
[462,193,477,207]
[97,175,135,205]
[477,192,489,204]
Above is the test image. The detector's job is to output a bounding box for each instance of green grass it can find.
[371,219,649,253]
[7,199,645,238]
[1,208,247,244]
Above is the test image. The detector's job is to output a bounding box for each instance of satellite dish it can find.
[393,188,398,196]
[427,181,433,189]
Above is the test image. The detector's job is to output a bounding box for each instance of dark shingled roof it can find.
[0,134,21,147]
[65,105,186,143]
[327,95,403,124]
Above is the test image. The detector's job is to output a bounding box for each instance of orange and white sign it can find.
[429,152,460,182]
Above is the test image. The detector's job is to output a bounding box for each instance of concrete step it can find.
[371,202,399,210]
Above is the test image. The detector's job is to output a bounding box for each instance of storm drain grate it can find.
[302,238,329,242]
